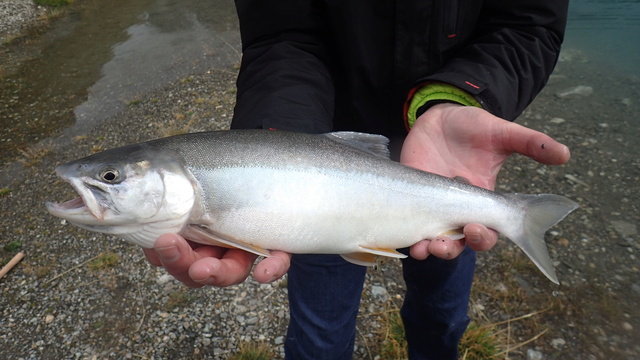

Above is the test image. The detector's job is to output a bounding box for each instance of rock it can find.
[45,314,55,324]
[527,348,544,360]
[555,85,593,98]
[610,220,637,238]
[370,285,388,298]
[622,322,633,331]
[549,117,566,124]
[274,336,284,345]
[551,338,566,349]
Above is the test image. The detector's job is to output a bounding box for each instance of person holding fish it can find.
[143,1,571,359]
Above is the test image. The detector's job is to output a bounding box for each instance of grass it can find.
[88,252,119,270]
[165,289,195,310]
[34,0,73,7]
[375,303,408,359]
[0,187,11,198]
[18,141,54,167]
[459,322,501,360]
[364,273,553,360]
[228,342,273,360]
[3,241,22,252]
[157,115,197,137]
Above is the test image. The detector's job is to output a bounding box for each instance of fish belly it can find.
[190,167,515,254]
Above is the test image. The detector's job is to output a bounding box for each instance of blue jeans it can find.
[284,248,476,360]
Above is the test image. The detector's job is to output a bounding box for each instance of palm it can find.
[401,104,570,190]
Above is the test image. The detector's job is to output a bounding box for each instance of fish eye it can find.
[99,168,120,183]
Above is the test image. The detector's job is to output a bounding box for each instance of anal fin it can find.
[341,253,378,266]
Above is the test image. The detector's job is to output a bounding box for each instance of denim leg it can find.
[284,254,367,360]
[400,246,476,360]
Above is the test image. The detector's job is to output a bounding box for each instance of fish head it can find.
[46,144,196,248]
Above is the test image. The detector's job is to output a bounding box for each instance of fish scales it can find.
[46,129,578,284]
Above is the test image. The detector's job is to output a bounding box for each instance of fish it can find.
[46,129,578,284]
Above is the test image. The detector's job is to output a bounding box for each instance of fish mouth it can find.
[46,176,108,224]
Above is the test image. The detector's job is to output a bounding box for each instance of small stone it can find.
[274,336,284,345]
[45,314,55,324]
[555,85,593,98]
[610,220,637,237]
[527,348,544,360]
[370,285,388,298]
[551,338,566,349]
[157,274,174,285]
[622,322,633,331]
[549,117,565,124]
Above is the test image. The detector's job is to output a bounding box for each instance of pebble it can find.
[370,285,389,298]
[555,85,593,98]
[527,348,544,360]
[551,338,566,349]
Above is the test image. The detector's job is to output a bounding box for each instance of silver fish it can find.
[46,130,578,283]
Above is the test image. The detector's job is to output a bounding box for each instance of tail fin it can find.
[504,194,579,284]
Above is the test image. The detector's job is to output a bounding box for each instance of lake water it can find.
[565,0,640,77]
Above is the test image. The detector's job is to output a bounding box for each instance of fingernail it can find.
[157,245,180,263]
[466,230,482,244]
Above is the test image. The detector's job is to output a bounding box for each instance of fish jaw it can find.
[46,173,112,224]
[47,159,198,248]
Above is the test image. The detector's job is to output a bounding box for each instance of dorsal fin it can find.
[323,132,391,159]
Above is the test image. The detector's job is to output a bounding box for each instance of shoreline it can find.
[0,3,639,359]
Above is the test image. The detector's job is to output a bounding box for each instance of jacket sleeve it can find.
[231,0,335,133]
[417,0,569,120]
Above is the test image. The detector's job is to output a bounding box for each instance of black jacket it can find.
[231,0,568,139]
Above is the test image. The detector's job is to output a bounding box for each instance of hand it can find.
[402,103,570,260]
[143,234,291,288]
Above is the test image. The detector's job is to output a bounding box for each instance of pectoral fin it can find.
[181,225,271,257]
[358,245,407,258]
[439,229,465,240]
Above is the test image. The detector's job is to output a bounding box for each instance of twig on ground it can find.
[0,252,25,280]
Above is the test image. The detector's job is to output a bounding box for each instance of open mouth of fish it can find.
[46,177,109,224]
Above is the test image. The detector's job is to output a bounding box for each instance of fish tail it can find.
[504,193,579,284]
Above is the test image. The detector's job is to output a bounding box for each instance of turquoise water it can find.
[565,0,640,76]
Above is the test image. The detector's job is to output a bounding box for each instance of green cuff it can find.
[406,83,482,128]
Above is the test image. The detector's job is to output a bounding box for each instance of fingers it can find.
[501,121,571,165]
[253,251,292,283]
[147,234,256,288]
[150,234,214,288]
[463,223,498,251]
[188,249,258,287]
[409,240,432,260]
[409,223,498,261]
[428,236,466,260]
[144,234,289,288]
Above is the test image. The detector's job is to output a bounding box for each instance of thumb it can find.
[500,121,571,165]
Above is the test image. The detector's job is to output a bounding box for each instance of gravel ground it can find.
[1,4,639,360]
[0,0,46,42]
